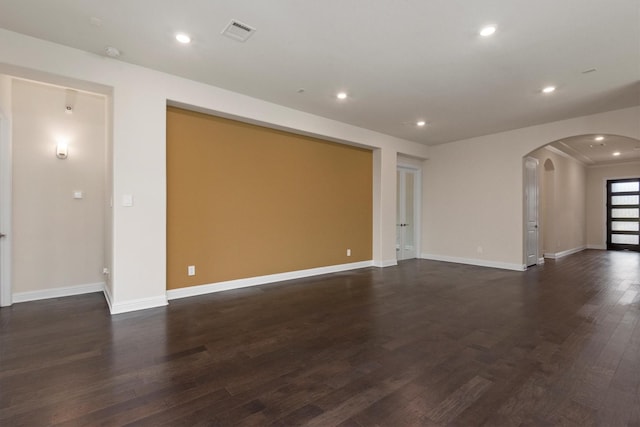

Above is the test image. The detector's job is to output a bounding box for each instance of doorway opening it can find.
[524,157,539,267]
[396,166,420,261]
[542,159,556,258]
[0,76,109,306]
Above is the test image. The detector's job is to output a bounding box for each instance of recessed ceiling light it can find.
[176,33,191,44]
[479,26,497,37]
[336,92,348,100]
[613,152,621,156]
[542,86,556,94]
[594,136,604,141]
[416,120,427,127]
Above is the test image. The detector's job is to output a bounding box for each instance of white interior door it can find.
[0,114,11,307]
[396,168,418,260]
[524,157,539,267]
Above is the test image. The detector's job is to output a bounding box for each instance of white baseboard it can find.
[538,257,545,265]
[108,294,168,315]
[544,246,586,260]
[587,244,606,250]
[420,253,526,271]
[373,259,398,267]
[167,260,374,301]
[12,282,105,303]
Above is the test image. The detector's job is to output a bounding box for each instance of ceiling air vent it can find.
[221,20,256,42]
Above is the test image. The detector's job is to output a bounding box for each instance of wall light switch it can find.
[73,191,83,199]
[122,194,134,207]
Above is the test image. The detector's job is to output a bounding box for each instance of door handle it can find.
[0,233,5,238]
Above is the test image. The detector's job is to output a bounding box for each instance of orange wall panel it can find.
[166,107,372,289]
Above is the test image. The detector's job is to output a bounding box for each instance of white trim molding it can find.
[167,260,374,301]
[544,144,590,166]
[12,282,105,303]
[108,294,168,315]
[543,245,586,259]
[420,253,526,271]
[537,257,545,265]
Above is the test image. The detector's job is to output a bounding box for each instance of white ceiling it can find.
[550,134,640,165]
[0,0,639,145]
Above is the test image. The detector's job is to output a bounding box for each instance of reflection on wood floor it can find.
[1,249,639,426]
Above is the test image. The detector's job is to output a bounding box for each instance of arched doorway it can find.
[525,134,640,264]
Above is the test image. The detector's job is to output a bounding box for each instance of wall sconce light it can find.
[56,142,68,159]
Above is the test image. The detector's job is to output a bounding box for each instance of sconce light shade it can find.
[56,142,68,159]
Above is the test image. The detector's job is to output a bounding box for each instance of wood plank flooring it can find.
[1,250,639,426]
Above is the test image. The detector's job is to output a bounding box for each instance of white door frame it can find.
[396,165,422,260]
[0,110,12,306]
[523,157,539,267]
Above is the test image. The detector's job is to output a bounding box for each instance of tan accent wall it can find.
[166,107,372,290]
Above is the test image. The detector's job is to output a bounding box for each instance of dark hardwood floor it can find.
[1,250,639,426]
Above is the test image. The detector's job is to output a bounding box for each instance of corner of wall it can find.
[107,294,168,315]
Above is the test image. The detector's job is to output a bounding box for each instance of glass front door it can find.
[607,178,640,251]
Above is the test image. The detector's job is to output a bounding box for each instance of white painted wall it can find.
[586,161,640,249]
[11,79,106,294]
[422,106,640,269]
[528,147,587,257]
[0,29,429,313]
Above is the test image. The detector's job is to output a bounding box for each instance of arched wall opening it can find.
[523,133,640,264]
[422,107,640,273]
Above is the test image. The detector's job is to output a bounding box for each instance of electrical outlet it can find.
[187,265,196,276]
[347,249,351,256]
